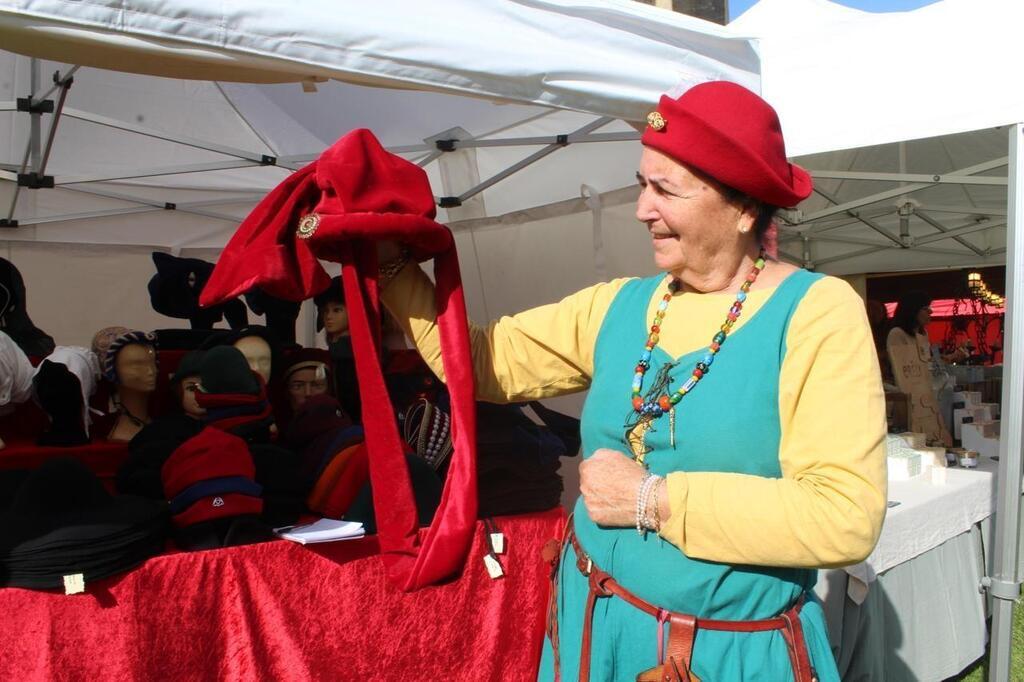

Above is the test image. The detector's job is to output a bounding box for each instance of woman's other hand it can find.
[579,448,647,527]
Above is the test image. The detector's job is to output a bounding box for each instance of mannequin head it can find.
[233,335,272,383]
[96,329,157,442]
[176,377,204,418]
[321,302,349,340]
[171,350,206,418]
[314,277,348,342]
[115,343,158,393]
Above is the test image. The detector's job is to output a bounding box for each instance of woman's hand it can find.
[579,448,647,527]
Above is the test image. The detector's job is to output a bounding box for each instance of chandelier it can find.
[967,271,1004,307]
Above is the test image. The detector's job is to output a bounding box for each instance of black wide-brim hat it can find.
[244,287,301,344]
[0,458,168,589]
[149,252,248,329]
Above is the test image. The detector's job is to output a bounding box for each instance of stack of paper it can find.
[275,519,365,545]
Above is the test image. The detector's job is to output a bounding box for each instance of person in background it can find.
[886,291,953,446]
[282,349,333,413]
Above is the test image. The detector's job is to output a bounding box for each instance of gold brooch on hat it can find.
[646,111,666,132]
[296,213,320,239]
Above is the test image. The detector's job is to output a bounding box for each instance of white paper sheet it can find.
[275,519,365,545]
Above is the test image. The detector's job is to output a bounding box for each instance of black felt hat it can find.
[171,350,206,386]
[200,325,286,384]
[148,252,248,330]
[244,287,302,345]
[33,359,89,447]
[0,257,55,357]
[195,346,275,442]
[0,458,168,590]
[198,346,260,396]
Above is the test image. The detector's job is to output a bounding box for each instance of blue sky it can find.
[729,0,941,21]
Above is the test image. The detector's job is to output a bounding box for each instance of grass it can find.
[949,602,1024,681]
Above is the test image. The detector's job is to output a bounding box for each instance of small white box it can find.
[961,422,1000,461]
[887,451,923,481]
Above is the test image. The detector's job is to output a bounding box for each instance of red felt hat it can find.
[199,129,450,305]
[640,81,812,208]
[200,128,478,592]
[162,428,263,528]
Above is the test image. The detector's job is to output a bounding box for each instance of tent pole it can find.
[4,60,45,224]
[37,71,74,178]
[812,186,903,246]
[801,158,1009,223]
[987,122,1024,682]
[29,59,41,171]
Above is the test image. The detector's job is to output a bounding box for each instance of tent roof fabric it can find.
[0,0,758,251]
[0,0,758,121]
[729,0,1018,276]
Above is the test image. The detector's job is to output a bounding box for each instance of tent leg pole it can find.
[987,122,1024,682]
[29,59,41,171]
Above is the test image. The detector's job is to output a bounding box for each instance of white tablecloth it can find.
[843,458,997,601]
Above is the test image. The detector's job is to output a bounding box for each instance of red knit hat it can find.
[200,129,478,592]
[161,428,263,529]
[641,82,812,208]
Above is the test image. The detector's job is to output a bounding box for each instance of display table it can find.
[0,508,565,682]
[815,460,997,681]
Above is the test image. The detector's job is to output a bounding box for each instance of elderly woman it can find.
[375,82,886,681]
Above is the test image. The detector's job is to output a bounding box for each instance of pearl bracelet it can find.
[636,473,661,536]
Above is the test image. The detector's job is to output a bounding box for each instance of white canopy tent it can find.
[731,1,1022,679]
[0,0,757,346]
[1,0,1020,677]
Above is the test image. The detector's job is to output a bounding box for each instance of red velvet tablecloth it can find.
[0,508,564,682]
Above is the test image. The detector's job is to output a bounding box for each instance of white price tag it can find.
[489,532,505,555]
[63,573,85,595]
[483,553,504,579]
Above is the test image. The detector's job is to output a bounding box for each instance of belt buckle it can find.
[584,556,593,576]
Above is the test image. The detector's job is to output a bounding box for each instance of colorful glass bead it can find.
[627,250,766,445]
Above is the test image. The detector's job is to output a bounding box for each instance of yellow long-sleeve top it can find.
[382,263,887,569]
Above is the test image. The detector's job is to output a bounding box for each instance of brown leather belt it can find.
[545,521,818,682]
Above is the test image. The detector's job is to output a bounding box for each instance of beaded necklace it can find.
[625,250,767,466]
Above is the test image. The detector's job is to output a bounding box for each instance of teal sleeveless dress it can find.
[538,271,839,682]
